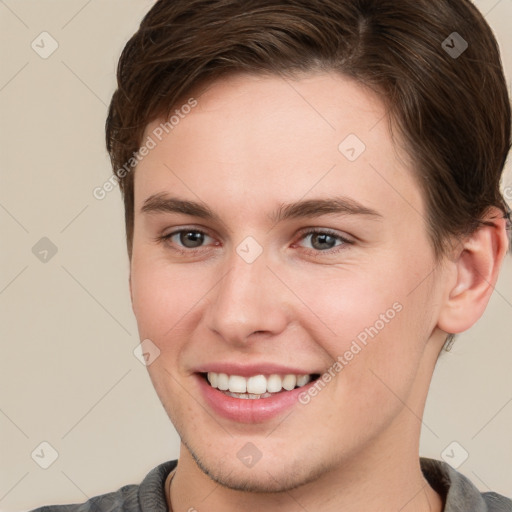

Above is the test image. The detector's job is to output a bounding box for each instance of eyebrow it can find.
[140,192,382,224]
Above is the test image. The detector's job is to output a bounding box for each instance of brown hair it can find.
[105,0,511,260]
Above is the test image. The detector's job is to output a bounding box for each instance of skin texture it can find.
[129,72,508,512]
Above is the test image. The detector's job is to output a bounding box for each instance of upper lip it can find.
[193,362,321,377]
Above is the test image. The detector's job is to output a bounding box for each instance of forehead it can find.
[134,72,423,226]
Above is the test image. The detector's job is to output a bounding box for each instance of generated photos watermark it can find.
[93,97,198,200]
[298,301,403,405]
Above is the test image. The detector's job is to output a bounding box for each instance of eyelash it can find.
[157,227,353,257]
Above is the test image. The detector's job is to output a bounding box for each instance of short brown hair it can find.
[105,0,511,260]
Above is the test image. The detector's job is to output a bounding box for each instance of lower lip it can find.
[196,374,316,424]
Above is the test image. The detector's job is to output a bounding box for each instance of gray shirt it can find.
[29,458,512,511]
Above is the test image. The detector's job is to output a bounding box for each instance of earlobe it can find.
[437,208,509,335]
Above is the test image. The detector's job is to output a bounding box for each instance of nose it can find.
[203,247,290,345]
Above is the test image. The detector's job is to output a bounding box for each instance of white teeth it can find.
[216,373,229,391]
[225,391,272,399]
[206,372,313,396]
[296,374,311,387]
[228,375,247,393]
[282,374,297,391]
[246,375,267,394]
[208,372,218,388]
[266,374,282,393]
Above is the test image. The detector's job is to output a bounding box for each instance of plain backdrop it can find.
[1,1,511,510]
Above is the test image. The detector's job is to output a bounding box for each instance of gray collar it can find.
[138,458,512,512]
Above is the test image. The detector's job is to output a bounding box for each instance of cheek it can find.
[289,260,433,397]
[130,253,209,344]
[289,264,407,346]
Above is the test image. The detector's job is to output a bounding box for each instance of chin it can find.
[182,436,324,493]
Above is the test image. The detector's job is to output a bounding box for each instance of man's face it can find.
[130,72,447,491]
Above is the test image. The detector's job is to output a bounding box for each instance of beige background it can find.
[1,1,511,510]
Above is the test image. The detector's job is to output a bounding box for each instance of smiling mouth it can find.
[201,372,321,399]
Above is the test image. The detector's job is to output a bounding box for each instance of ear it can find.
[437,207,509,334]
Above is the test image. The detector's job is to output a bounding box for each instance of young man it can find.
[32,0,511,510]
